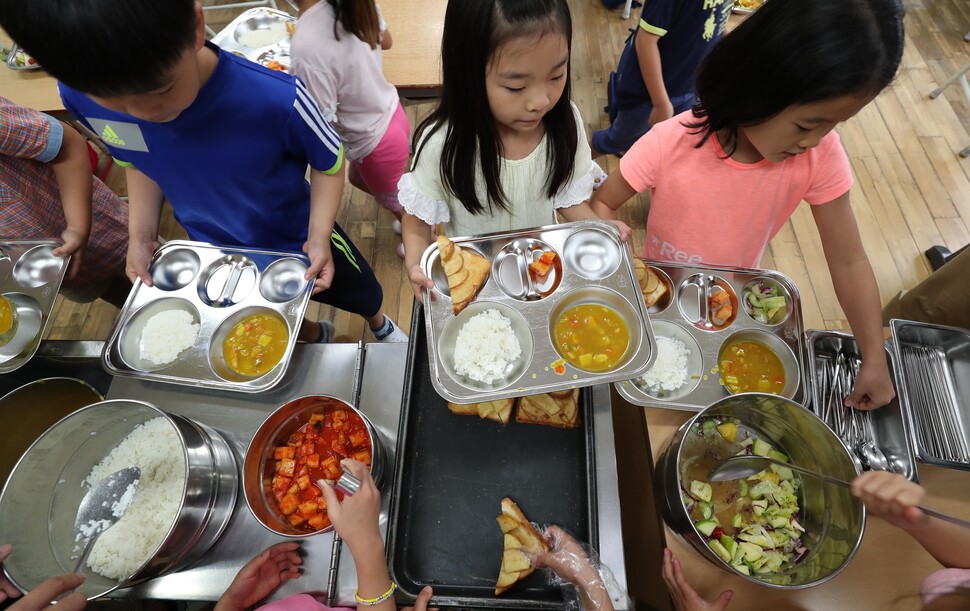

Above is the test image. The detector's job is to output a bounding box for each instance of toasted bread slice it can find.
[515,389,580,429]
[437,235,489,315]
[644,278,667,308]
[496,498,548,595]
[447,399,513,424]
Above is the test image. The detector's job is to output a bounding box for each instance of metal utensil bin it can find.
[420,220,656,404]
[615,261,805,410]
[805,329,919,481]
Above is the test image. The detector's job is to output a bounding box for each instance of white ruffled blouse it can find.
[398,101,606,237]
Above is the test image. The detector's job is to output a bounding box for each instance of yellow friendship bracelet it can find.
[355,581,397,606]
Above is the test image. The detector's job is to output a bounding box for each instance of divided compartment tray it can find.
[420,220,656,404]
[211,7,296,73]
[0,240,70,374]
[614,261,805,411]
[890,319,970,471]
[386,308,598,609]
[102,240,313,393]
[806,329,919,481]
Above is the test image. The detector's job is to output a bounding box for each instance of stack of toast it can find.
[447,388,579,429]
[495,497,549,595]
[437,235,490,315]
[634,259,667,308]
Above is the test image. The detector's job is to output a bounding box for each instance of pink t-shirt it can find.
[618,111,853,268]
[259,593,354,611]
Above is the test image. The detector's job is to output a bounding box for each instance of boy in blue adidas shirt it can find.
[0,0,406,343]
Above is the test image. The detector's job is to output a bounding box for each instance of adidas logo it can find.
[100,124,126,146]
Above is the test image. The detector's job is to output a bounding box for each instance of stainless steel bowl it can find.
[0,399,238,599]
[655,393,864,588]
[244,394,386,537]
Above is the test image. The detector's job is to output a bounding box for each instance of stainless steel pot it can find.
[655,393,864,588]
[244,394,386,537]
[0,399,238,599]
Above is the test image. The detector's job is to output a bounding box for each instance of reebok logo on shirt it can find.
[87,119,150,153]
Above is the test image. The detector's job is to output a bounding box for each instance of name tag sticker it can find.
[88,119,150,153]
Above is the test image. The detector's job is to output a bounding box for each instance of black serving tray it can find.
[385,305,598,609]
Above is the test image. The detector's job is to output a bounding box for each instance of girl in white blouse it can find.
[398,0,629,300]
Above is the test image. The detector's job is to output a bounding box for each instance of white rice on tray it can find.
[639,336,690,392]
[139,310,199,366]
[453,309,522,384]
[83,417,185,580]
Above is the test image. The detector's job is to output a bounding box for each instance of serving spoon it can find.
[71,466,141,573]
[707,455,970,530]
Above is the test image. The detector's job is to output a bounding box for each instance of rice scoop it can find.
[453,309,521,384]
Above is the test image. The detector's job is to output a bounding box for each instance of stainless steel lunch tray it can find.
[420,220,656,404]
[102,240,313,393]
[805,329,919,481]
[5,43,41,71]
[211,8,295,73]
[890,319,970,471]
[0,240,69,374]
[614,261,804,411]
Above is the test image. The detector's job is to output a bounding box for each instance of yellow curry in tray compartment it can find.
[553,304,629,371]
[223,314,289,376]
[719,339,785,394]
[0,296,17,347]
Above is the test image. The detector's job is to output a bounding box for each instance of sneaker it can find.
[316,320,335,343]
[396,242,405,258]
[924,245,951,271]
[393,219,402,235]
[371,316,408,343]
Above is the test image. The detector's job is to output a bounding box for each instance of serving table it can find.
[102,342,628,607]
[632,402,970,611]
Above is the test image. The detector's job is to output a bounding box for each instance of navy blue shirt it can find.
[60,42,344,253]
[615,0,732,107]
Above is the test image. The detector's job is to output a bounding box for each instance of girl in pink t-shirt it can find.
[591,0,903,411]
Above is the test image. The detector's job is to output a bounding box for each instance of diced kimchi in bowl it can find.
[244,395,386,537]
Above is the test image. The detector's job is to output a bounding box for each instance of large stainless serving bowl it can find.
[244,394,386,537]
[0,399,237,599]
[655,393,864,588]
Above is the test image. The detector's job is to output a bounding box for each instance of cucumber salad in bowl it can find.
[681,418,809,579]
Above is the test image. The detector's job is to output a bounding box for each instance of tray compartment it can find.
[0,240,69,374]
[211,8,297,72]
[386,309,598,609]
[421,221,655,404]
[891,320,970,470]
[102,240,311,393]
[615,261,805,411]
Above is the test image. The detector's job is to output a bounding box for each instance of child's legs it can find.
[309,221,384,319]
[592,92,696,156]
[882,245,970,329]
[348,103,411,219]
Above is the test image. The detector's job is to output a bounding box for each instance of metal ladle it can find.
[708,455,970,529]
[71,466,141,573]
[858,440,892,472]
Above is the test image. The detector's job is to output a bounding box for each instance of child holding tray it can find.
[0,0,406,343]
[590,0,901,410]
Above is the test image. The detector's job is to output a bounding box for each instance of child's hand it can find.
[303,237,335,294]
[217,542,302,611]
[7,573,86,611]
[845,359,895,410]
[662,549,733,611]
[648,100,675,127]
[53,228,88,280]
[851,471,928,530]
[318,459,382,552]
[406,263,435,303]
[605,220,633,243]
[126,239,159,286]
[402,585,436,611]
[0,544,23,602]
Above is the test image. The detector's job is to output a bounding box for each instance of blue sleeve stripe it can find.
[37,114,64,163]
[294,79,342,156]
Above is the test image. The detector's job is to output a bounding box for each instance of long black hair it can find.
[0,0,198,97]
[688,0,905,154]
[411,0,576,215]
[326,0,381,49]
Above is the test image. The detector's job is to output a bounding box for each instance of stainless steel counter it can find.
[101,342,627,607]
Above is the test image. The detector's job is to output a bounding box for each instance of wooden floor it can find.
[46,0,970,343]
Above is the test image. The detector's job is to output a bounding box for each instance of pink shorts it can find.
[348,102,410,213]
